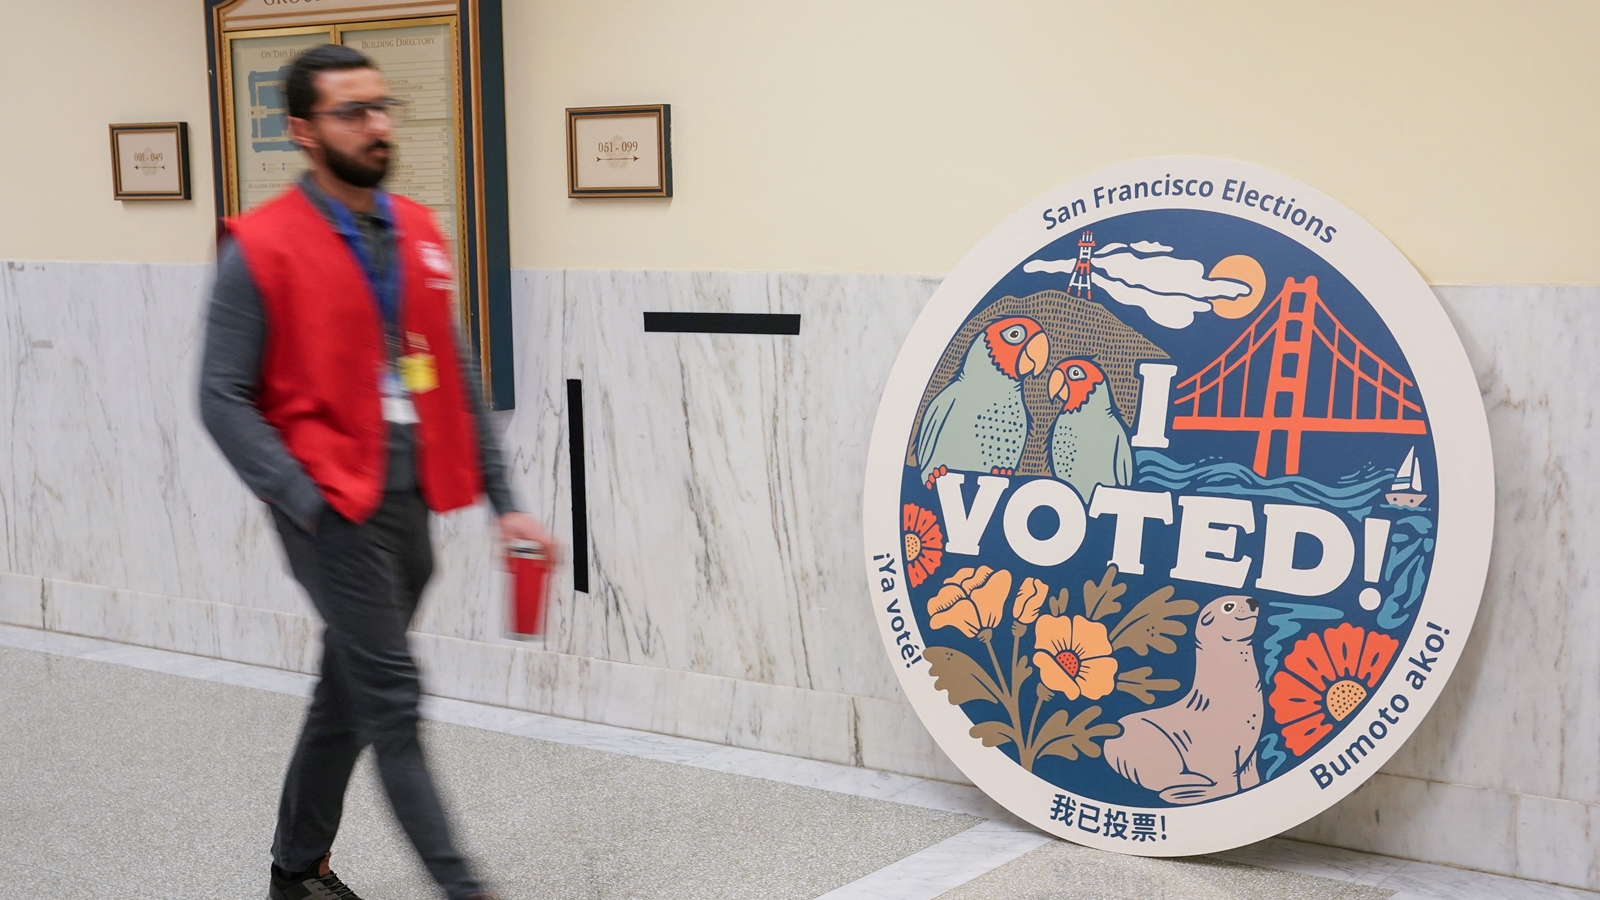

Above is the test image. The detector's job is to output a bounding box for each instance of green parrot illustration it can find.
[915,316,1051,488]
[1047,357,1134,503]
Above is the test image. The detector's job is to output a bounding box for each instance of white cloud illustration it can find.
[1022,259,1077,275]
[1022,241,1252,329]
[1093,250,1249,301]
[1090,272,1214,329]
[1128,241,1173,253]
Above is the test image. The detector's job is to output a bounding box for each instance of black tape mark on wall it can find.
[566,379,589,593]
[643,313,802,335]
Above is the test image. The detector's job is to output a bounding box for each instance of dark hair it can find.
[285,44,376,120]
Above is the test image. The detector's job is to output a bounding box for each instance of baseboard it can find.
[1286,771,1600,890]
[0,571,965,784]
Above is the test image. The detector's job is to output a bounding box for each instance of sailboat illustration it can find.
[1385,447,1427,508]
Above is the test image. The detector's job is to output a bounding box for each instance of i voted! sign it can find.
[862,157,1493,854]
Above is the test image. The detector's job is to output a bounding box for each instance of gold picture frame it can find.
[566,104,672,198]
[110,122,191,201]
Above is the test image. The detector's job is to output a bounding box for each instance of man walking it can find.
[200,44,551,900]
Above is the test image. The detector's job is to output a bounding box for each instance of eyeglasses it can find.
[309,98,408,129]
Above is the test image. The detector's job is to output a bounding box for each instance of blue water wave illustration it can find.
[1258,733,1288,781]
[1260,601,1345,675]
[1135,451,1391,518]
[1254,603,1343,783]
[1138,450,1436,629]
[1379,516,1435,628]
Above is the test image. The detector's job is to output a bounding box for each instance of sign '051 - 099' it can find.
[862,157,1494,855]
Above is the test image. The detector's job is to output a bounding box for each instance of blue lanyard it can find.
[324,191,401,343]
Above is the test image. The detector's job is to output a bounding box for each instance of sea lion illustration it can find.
[1102,595,1263,804]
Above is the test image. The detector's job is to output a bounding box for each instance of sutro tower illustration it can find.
[1067,231,1095,300]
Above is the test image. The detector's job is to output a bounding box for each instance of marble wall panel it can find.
[6,262,189,593]
[1286,773,1520,876]
[0,260,304,616]
[0,263,16,575]
[0,262,566,646]
[766,273,938,698]
[0,572,43,628]
[500,269,580,633]
[853,694,966,784]
[1512,792,1600,889]
[41,577,320,672]
[45,579,219,659]
[505,636,742,745]
[566,270,797,684]
[8,259,1600,885]
[0,262,939,707]
[566,270,935,702]
[1377,287,1600,806]
[415,269,578,645]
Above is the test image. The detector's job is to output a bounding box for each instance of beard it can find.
[324,139,391,188]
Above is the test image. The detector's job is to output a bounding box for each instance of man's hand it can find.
[497,511,563,564]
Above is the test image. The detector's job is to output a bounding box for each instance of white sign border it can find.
[862,155,1494,856]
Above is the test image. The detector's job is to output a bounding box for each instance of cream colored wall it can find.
[3,1,1597,281]
[506,0,1599,282]
[0,0,219,264]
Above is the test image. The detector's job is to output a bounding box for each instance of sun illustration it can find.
[1207,255,1266,319]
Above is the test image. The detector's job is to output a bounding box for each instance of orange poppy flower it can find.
[928,567,1012,637]
[1032,614,1118,700]
[902,504,945,587]
[1268,623,1400,756]
[1012,577,1049,625]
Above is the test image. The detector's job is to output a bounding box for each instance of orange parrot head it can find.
[1048,358,1107,413]
[982,317,1050,381]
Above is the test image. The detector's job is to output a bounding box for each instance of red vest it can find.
[227,187,483,523]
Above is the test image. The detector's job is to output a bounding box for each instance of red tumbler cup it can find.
[506,540,552,638]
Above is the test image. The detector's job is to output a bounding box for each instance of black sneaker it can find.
[268,868,365,900]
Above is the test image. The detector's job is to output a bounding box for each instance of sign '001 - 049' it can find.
[862,157,1493,855]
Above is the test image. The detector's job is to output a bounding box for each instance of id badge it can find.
[399,352,439,394]
[381,370,419,424]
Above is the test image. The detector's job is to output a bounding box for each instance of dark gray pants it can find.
[270,491,481,898]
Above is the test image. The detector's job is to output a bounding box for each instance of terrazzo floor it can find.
[0,624,1592,900]
[940,846,1390,900]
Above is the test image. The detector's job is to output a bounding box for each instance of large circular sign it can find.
[863,157,1493,855]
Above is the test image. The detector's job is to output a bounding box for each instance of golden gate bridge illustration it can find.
[1169,276,1426,476]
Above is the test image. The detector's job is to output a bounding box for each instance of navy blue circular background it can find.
[899,209,1438,807]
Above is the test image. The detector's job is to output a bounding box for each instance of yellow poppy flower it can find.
[928,567,1012,637]
[1032,614,1118,700]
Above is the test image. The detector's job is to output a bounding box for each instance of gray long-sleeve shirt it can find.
[199,176,519,528]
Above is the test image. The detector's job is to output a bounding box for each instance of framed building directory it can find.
[342,20,463,255]
[204,0,516,409]
[224,28,329,211]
